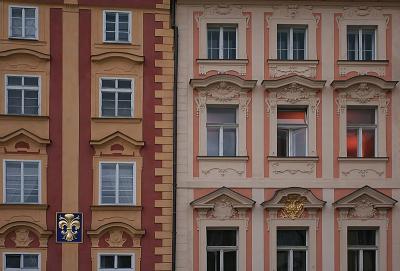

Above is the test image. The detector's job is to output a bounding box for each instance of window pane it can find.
[348,230,376,246]
[102,79,116,88]
[347,108,375,125]
[8,89,23,114]
[277,251,289,271]
[105,31,116,41]
[293,28,306,60]
[106,22,115,31]
[117,92,132,117]
[223,128,236,156]
[347,129,358,158]
[347,29,359,61]
[11,7,23,17]
[277,230,307,246]
[207,229,237,246]
[101,164,116,204]
[207,27,220,59]
[8,76,22,86]
[362,29,375,60]
[6,161,22,203]
[100,255,114,268]
[102,92,116,117]
[277,128,289,157]
[118,79,132,89]
[119,32,129,41]
[292,128,307,156]
[5,254,21,268]
[223,27,236,60]
[24,8,36,18]
[207,108,236,123]
[293,251,307,271]
[363,250,376,271]
[362,129,375,158]
[23,254,39,268]
[348,250,359,271]
[207,251,220,271]
[117,255,132,268]
[277,27,289,60]
[106,12,116,22]
[223,250,237,271]
[207,128,220,156]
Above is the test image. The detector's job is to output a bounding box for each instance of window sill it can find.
[197,156,249,161]
[8,37,39,41]
[268,156,319,162]
[91,117,142,124]
[267,59,319,79]
[91,205,142,211]
[0,204,48,210]
[337,60,389,77]
[0,114,49,120]
[196,59,249,75]
[102,41,132,45]
[338,157,389,161]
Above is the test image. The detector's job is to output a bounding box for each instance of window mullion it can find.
[116,164,119,204]
[360,250,363,271]
[21,162,24,203]
[359,29,363,60]
[115,14,119,41]
[289,28,293,60]
[289,250,293,271]
[220,249,224,271]
[22,8,26,38]
[219,27,223,60]
[219,126,224,156]
[358,128,363,157]
[115,90,118,117]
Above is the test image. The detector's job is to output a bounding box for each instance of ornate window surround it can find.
[333,186,397,271]
[191,187,255,271]
[262,187,325,271]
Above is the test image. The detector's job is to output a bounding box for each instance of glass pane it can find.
[207,251,220,271]
[106,22,115,32]
[223,251,237,271]
[119,22,129,31]
[24,77,39,86]
[362,29,375,60]
[347,28,359,60]
[102,79,116,88]
[223,27,236,60]
[277,230,307,246]
[119,32,129,41]
[277,27,289,60]
[100,255,114,268]
[347,129,359,158]
[348,250,359,271]
[11,7,23,17]
[7,76,22,86]
[223,128,236,156]
[293,251,307,271]
[105,12,116,22]
[277,251,289,271]
[5,254,21,268]
[292,128,307,156]
[277,128,289,157]
[6,162,21,203]
[117,92,132,117]
[362,129,375,158]
[207,27,220,59]
[363,250,376,271]
[8,89,23,114]
[23,254,39,268]
[102,92,116,117]
[24,8,36,18]
[118,79,132,89]
[347,108,375,125]
[101,164,116,204]
[207,108,236,124]
[293,28,306,60]
[277,110,306,125]
[119,13,129,22]
[117,255,132,268]
[207,229,237,246]
[105,31,116,41]
[207,128,220,156]
[348,230,376,246]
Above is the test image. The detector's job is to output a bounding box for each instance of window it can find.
[100,78,133,117]
[6,75,40,115]
[99,254,134,271]
[277,108,308,157]
[207,229,237,271]
[4,160,40,204]
[4,253,40,270]
[206,107,237,156]
[346,108,376,158]
[100,162,136,205]
[347,26,376,61]
[348,229,377,271]
[277,26,307,60]
[103,11,131,43]
[9,6,38,39]
[277,229,308,271]
[207,25,237,60]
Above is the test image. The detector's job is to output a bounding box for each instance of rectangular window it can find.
[9,6,38,39]
[99,254,134,271]
[206,229,238,271]
[277,25,307,60]
[347,26,376,61]
[207,25,237,60]
[100,162,136,205]
[346,108,376,158]
[207,107,237,156]
[4,160,40,204]
[277,229,308,271]
[100,78,133,117]
[348,229,377,271]
[4,253,40,270]
[277,108,308,157]
[104,11,131,43]
[6,75,40,115]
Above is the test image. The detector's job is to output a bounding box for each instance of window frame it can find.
[276,228,309,271]
[347,26,377,61]
[207,24,238,60]
[347,229,378,271]
[99,77,134,118]
[5,74,41,116]
[97,253,135,271]
[3,252,41,271]
[8,5,39,40]
[3,159,41,204]
[99,161,136,206]
[206,228,239,271]
[103,10,132,44]
[277,25,308,60]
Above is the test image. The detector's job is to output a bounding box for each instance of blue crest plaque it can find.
[56,212,83,243]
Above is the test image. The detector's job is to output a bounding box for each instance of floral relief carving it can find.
[105,230,127,247]
[337,7,387,27]
[209,199,239,220]
[202,167,244,177]
[342,168,384,178]
[279,195,307,219]
[349,200,377,219]
[12,229,33,247]
[272,162,315,175]
[269,64,317,79]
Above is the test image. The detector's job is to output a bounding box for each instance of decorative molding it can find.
[348,200,377,219]
[0,48,50,60]
[197,59,248,75]
[105,230,127,247]
[0,221,51,248]
[268,60,318,79]
[342,168,384,178]
[12,229,33,247]
[271,162,315,175]
[337,60,388,77]
[91,52,144,63]
[270,5,315,20]
[209,199,238,220]
[280,195,306,219]
[202,167,244,177]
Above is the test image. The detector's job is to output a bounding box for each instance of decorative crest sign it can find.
[281,195,305,219]
[56,212,83,243]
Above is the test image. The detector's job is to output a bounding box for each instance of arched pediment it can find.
[190,74,257,91]
[0,129,50,154]
[0,221,52,248]
[90,131,144,156]
[262,75,326,90]
[91,52,144,63]
[331,75,397,91]
[334,186,397,209]
[87,222,145,237]
[0,48,50,61]
[191,187,255,210]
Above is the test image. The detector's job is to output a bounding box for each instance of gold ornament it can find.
[58,213,81,242]
[281,195,305,219]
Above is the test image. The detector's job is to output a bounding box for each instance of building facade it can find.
[0,0,173,270]
[175,1,400,271]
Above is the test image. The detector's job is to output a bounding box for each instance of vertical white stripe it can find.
[322,189,335,271]
[252,188,264,271]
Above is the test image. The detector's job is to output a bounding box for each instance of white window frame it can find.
[5,74,41,115]
[3,252,41,271]
[206,107,239,157]
[277,25,308,60]
[103,10,132,43]
[99,161,136,206]
[276,229,309,271]
[3,159,41,204]
[347,229,379,271]
[207,25,238,60]
[98,253,135,271]
[99,77,134,118]
[347,26,377,61]
[206,228,239,271]
[8,5,39,40]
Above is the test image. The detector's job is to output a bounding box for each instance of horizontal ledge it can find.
[196,59,249,64]
[338,157,389,161]
[267,59,319,64]
[337,60,389,65]
[0,114,49,120]
[197,156,249,161]
[0,204,48,210]
[91,117,142,123]
[91,205,143,211]
[268,156,319,161]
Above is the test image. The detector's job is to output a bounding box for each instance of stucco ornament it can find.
[211,199,238,220]
[12,229,33,247]
[105,230,127,247]
[269,64,317,79]
[280,195,306,219]
[349,200,377,219]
